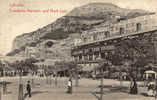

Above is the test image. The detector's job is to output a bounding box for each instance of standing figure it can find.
[25,81,32,98]
[130,77,138,94]
[67,78,72,94]
[132,78,138,94]
[78,74,81,79]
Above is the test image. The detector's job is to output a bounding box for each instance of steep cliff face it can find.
[8,3,152,58]
[12,33,34,50]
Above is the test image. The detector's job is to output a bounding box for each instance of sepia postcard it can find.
[1,0,157,100]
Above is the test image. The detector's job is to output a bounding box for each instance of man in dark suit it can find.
[25,81,31,98]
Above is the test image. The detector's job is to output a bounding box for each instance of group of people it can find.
[129,75,157,98]
[23,78,73,98]
[23,76,157,99]
[129,76,157,97]
[147,81,157,97]
[26,76,157,98]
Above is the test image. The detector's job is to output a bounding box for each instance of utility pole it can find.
[98,59,105,100]
[75,64,79,87]
[100,67,104,100]
[18,68,24,100]
[55,70,58,86]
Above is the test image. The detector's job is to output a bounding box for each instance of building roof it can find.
[144,70,156,74]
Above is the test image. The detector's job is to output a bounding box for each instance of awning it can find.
[144,70,156,74]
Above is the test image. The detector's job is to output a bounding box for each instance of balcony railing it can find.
[74,25,157,47]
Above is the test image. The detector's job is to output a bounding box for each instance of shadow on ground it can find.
[110,86,129,93]
[141,92,148,97]
[97,85,129,94]
[31,91,49,96]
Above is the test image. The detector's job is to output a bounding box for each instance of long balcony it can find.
[75,25,157,47]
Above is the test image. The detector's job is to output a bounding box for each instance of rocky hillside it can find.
[7,3,152,59]
[66,3,150,19]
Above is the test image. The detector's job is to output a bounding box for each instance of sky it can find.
[0,0,157,55]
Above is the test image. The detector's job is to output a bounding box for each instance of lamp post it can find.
[18,62,24,100]
[31,70,34,88]
[2,63,8,95]
[100,67,104,100]
[54,66,58,86]
[97,58,105,100]
[74,62,79,87]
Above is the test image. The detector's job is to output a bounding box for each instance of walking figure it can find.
[25,81,32,98]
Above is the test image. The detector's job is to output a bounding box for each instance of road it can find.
[0,76,155,100]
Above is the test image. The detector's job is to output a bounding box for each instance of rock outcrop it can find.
[7,3,152,60]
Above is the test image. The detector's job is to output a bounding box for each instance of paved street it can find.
[0,77,155,100]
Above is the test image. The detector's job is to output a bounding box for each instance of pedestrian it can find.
[67,78,72,94]
[147,81,155,96]
[78,74,81,79]
[130,77,138,94]
[24,80,32,98]
[92,74,96,80]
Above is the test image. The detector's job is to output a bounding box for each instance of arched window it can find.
[79,55,82,61]
[89,55,93,61]
[120,27,125,34]
[93,34,97,40]
[136,23,142,31]
[84,37,87,42]
[104,31,110,38]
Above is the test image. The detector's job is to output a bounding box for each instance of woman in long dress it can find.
[130,77,138,94]
[132,78,138,94]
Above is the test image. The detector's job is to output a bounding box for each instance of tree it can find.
[108,36,155,80]
[66,61,82,87]
[11,58,39,76]
[54,61,81,87]
[24,58,38,73]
